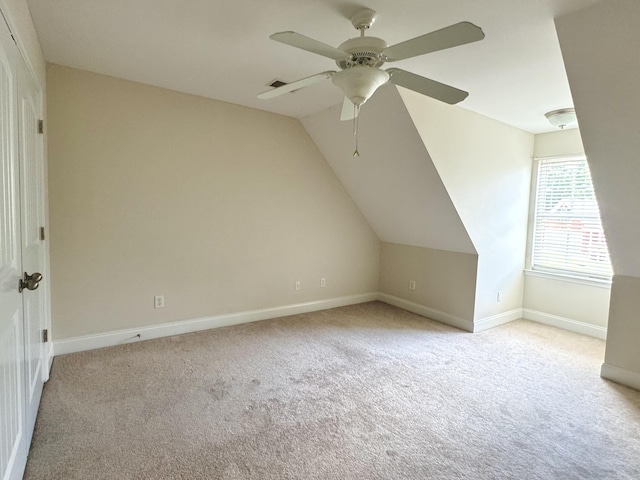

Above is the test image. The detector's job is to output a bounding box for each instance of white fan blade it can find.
[340,97,360,121]
[387,68,468,104]
[270,32,350,61]
[383,22,484,61]
[257,71,336,100]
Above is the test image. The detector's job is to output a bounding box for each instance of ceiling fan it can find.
[258,8,485,122]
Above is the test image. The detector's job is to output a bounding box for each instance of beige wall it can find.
[400,90,533,321]
[605,276,640,373]
[379,242,477,322]
[523,274,610,328]
[47,64,380,339]
[533,128,583,158]
[523,129,611,332]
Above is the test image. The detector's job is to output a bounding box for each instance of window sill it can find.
[524,269,612,289]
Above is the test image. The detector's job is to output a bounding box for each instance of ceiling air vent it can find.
[268,79,288,88]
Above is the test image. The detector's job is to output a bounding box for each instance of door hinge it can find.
[38,119,44,134]
[40,226,45,241]
[43,329,48,343]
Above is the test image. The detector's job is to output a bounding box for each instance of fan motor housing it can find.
[336,37,388,69]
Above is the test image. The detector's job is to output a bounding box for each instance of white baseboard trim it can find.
[601,363,640,391]
[377,293,474,332]
[52,293,611,356]
[473,309,523,333]
[522,308,607,340]
[53,292,378,356]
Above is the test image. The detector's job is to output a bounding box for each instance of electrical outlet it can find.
[497,290,503,302]
[320,277,326,287]
[295,280,301,291]
[154,295,165,308]
[409,280,416,291]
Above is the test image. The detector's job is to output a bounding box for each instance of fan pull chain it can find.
[353,103,360,157]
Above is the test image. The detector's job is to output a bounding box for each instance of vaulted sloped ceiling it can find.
[301,86,476,255]
[556,0,640,278]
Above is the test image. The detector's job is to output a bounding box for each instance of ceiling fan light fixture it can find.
[261,8,485,127]
[545,108,577,129]
[332,66,390,106]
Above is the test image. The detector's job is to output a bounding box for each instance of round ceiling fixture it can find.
[545,108,577,129]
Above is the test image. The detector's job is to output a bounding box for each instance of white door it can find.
[17,52,45,444]
[0,15,28,480]
[1,12,47,480]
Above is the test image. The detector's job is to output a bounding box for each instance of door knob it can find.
[19,272,43,293]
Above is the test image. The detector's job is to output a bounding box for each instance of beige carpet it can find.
[25,302,640,479]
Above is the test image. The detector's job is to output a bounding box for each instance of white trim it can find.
[54,293,378,355]
[52,293,613,357]
[473,309,523,332]
[533,152,585,162]
[0,1,44,91]
[377,293,474,332]
[522,308,607,339]
[601,363,640,391]
[526,153,613,283]
[524,269,611,289]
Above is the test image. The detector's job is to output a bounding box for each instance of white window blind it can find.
[531,156,612,279]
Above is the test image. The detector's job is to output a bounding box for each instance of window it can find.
[531,156,612,279]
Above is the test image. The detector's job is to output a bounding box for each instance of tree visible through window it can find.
[531,156,612,279]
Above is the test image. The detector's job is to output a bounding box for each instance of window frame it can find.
[525,154,613,282]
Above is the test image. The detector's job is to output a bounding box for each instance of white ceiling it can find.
[27,0,598,134]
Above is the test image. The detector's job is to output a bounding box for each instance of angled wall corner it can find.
[300,86,475,254]
[301,85,478,327]
[556,0,640,387]
[398,89,534,322]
